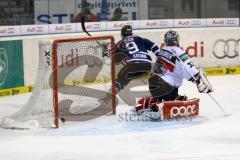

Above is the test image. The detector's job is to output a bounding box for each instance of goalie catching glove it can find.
[190,72,213,93]
[197,79,212,93]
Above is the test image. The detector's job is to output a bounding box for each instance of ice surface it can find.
[0,75,239,160]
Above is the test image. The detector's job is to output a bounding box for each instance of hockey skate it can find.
[129,97,162,121]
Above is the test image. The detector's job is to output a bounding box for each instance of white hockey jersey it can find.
[155,46,199,87]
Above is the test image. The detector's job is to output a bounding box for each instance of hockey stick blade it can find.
[80,16,91,36]
[80,16,115,108]
[80,16,111,59]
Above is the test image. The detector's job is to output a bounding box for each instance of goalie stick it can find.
[175,55,230,116]
[199,68,231,116]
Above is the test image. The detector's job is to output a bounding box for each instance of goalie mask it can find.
[121,25,133,38]
[164,30,180,46]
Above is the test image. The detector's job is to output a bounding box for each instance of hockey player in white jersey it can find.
[132,30,212,120]
[149,30,212,100]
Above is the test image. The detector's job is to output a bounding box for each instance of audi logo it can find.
[212,39,240,59]
[191,20,201,25]
[170,105,196,118]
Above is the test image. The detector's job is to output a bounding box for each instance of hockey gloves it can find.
[196,79,212,93]
[194,72,212,93]
[189,72,212,93]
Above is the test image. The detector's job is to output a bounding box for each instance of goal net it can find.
[0,36,116,129]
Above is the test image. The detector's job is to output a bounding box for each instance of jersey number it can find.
[125,42,139,54]
[187,62,194,68]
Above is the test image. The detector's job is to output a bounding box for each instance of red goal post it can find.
[0,36,116,129]
[52,36,117,128]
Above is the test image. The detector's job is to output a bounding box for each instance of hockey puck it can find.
[60,118,65,123]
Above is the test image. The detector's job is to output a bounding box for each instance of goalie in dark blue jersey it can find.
[114,25,161,93]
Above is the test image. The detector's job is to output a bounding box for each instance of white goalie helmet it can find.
[164,30,180,46]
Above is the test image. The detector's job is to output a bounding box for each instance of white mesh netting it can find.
[0,37,114,129]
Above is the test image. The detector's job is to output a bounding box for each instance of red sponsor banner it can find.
[21,25,48,35]
[206,18,239,27]
[0,26,21,37]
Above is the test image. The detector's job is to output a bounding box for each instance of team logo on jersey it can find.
[159,49,177,64]
[179,53,189,62]
[0,48,8,86]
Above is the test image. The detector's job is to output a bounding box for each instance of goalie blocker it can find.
[134,97,200,120]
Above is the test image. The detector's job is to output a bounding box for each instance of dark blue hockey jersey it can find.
[116,35,160,63]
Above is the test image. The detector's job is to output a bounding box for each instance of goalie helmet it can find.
[164,30,180,46]
[121,25,133,38]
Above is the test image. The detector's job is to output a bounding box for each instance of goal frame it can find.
[52,36,116,128]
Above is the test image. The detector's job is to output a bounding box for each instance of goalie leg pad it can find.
[159,98,200,120]
[130,98,200,121]
[130,97,159,115]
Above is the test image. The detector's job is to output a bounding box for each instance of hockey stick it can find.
[175,55,230,116]
[80,16,92,36]
[80,16,148,79]
[80,16,110,58]
[199,68,231,116]
[208,93,230,116]
[80,16,150,96]
[80,16,119,112]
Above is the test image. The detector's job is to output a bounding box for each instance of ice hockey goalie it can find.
[129,30,213,121]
